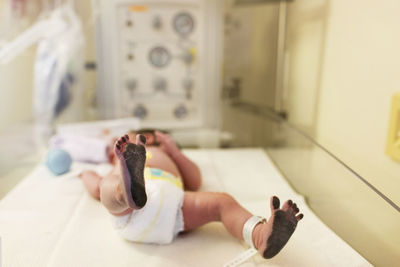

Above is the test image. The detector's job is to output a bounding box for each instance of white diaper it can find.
[111,168,185,244]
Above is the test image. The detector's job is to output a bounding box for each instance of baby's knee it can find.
[93,186,101,200]
[216,192,237,210]
[217,192,232,200]
[189,176,202,191]
[196,192,235,219]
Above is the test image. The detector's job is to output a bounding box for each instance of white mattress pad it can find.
[0,149,372,266]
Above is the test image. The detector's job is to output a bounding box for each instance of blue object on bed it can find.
[45,148,72,175]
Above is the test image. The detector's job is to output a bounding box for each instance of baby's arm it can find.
[155,131,202,191]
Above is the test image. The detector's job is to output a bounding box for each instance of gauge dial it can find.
[133,104,147,119]
[125,78,137,91]
[153,77,167,92]
[173,12,194,36]
[148,46,171,68]
[174,104,188,119]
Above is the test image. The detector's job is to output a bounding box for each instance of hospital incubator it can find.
[0,0,399,266]
[95,0,222,132]
[1,109,398,267]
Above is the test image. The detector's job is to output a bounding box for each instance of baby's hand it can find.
[155,131,180,158]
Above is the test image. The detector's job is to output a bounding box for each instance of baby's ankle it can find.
[110,208,133,216]
[251,223,264,250]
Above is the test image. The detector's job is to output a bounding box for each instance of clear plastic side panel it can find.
[224,104,400,266]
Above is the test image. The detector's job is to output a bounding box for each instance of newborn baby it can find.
[79,131,303,259]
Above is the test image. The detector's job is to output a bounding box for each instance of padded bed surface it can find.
[0,149,371,267]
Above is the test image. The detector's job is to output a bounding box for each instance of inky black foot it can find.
[257,196,303,259]
[115,134,147,209]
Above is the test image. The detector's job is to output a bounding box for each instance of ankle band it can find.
[223,248,258,267]
[242,215,266,248]
[223,216,266,267]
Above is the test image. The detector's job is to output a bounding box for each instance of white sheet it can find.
[0,149,372,267]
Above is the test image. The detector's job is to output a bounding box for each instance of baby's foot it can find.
[254,196,303,259]
[114,134,147,209]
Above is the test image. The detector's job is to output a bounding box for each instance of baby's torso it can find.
[145,147,181,178]
[144,167,183,190]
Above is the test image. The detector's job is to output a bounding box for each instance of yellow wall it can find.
[284,0,328,135]
[286,0,400,206]
[285,2,400,265]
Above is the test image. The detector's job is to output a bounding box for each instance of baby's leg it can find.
[182,192,251,239]
[182,192,303,259]
[97,134,147,216]
[79,168,131,215]
[99,172,132,215]
[79,170,102,200]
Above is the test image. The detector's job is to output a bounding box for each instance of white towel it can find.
[49,133,109,163]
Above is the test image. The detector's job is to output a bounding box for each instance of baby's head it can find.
[129,129,159,146]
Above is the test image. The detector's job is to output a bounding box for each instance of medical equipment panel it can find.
[95,0,222,129]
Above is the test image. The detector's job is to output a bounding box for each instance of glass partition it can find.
[223,102,400,267]
[0,122,40,198]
